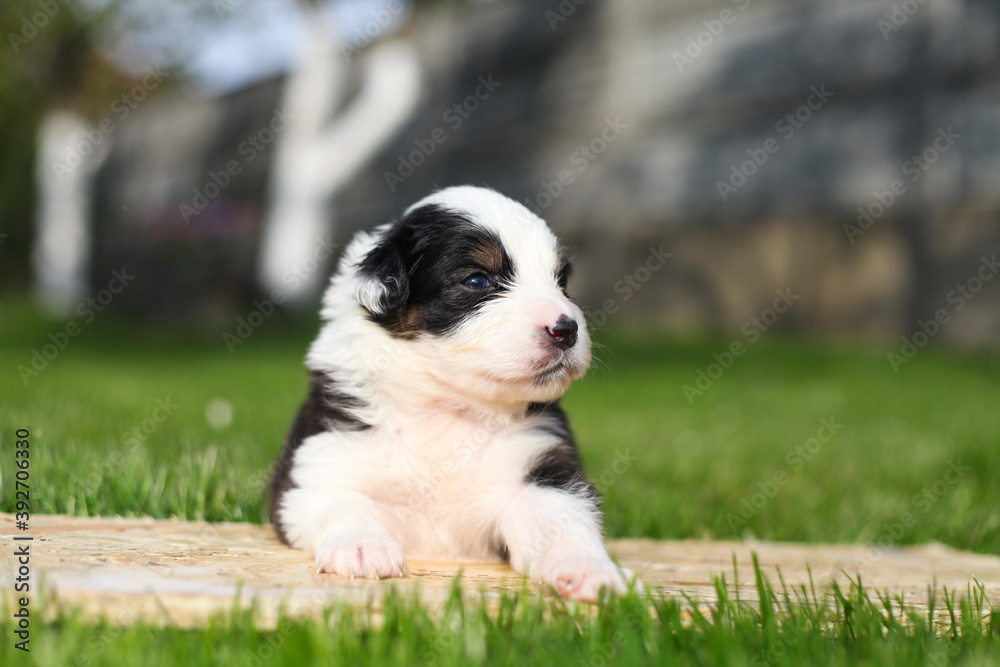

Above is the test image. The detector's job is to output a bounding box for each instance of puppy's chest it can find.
[364,414,533,507]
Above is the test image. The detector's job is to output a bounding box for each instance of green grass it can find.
[2,562,998,666]
[1,296,999,665]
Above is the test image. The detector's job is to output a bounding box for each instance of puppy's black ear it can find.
[354,224,410,318]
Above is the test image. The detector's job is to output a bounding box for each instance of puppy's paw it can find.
[315,531,405,580]
[539,556,641,603]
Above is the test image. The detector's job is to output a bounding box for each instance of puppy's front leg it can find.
[279,486,404,579]
[498,484,637,602]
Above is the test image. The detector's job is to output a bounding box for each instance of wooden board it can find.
[2,513,998,629]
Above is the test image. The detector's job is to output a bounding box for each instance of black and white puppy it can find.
[269,186,636,601]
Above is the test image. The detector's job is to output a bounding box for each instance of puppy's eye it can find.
[462,274,491,289]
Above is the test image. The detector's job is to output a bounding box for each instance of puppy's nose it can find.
[545,315,578,350]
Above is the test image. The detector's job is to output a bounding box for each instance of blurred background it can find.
[3,0,1000,345]
[2,0,1000,556]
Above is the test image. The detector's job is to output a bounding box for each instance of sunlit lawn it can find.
[2,297,999,665]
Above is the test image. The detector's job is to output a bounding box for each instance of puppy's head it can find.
[350,186,591,405]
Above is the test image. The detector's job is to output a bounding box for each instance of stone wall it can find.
[333,0,1000,345]
[92,0,1000,344]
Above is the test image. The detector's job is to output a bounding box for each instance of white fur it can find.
[277,186,637,601]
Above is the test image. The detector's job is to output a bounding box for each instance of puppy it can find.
[269,186,636,601]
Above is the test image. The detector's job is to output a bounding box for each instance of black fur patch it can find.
[495,539,511,562]
[557,258,573,295]
[269,371,371,544]
[357,204,516,338]
[524,402,595,498]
